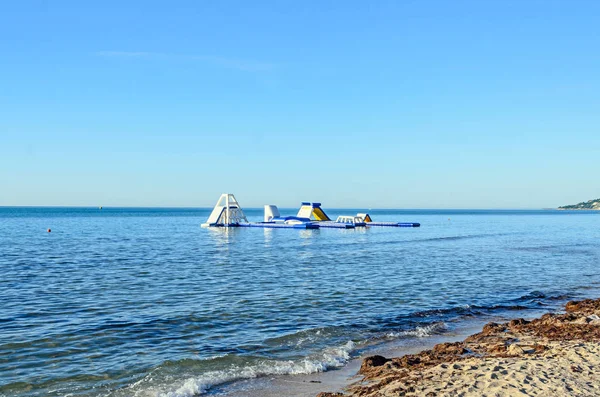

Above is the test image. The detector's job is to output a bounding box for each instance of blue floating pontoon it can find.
[367,222,421,227]
[239,222,319,229]
[315,221,355,229]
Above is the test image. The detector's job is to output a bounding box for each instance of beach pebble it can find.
[507,344,525,355]
[588,314,600,325]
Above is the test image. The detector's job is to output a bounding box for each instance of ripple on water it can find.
[0,208,599,396]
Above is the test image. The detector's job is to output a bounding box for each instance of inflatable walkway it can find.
[201,194,420,229]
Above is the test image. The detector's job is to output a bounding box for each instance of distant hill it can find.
[558,198,600,210]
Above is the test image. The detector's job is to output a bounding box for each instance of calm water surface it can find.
[1,207,599,396]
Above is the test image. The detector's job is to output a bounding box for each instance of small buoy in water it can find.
[99,206,103,210]
[47,228,51,233]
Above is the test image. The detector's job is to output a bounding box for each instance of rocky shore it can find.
[558,198,600,210]
[318,298,600,397]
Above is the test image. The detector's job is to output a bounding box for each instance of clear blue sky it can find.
[1,1,599,208]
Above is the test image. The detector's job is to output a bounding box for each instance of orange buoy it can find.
[47,228,51,232]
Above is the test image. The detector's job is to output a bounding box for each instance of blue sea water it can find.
[0,207,599,396]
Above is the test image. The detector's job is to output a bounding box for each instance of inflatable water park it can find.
[201,194,420,229]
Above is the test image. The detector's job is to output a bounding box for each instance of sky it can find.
[1,0,599,208]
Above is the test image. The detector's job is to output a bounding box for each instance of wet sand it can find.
[318,298,600,397]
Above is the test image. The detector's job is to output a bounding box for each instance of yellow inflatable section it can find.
[297,203,332,221]
[312,207,331,221]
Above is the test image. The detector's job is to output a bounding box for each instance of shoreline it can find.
[317,297,600,397]
[212,307,555,397]
[556,208,600,211]
[212,320,492,397]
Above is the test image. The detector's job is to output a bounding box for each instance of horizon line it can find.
[0,205,570,211]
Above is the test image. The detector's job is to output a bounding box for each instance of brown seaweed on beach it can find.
[320,298,600,396]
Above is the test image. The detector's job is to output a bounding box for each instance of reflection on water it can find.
[207,226,239,245]
[263,227,273,246]
[299,229,318,239]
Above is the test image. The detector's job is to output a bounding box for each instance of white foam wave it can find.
[143,341,356,397]
[386,322,447,339]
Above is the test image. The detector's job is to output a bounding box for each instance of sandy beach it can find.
[318,298,600,397]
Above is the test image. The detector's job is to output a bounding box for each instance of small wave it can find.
[165,342,354,396]
[412,305,475,318]
[473,304,528,311]
[125,341,355,397]
[416,233,509,243]
[386,322,447,339]
[514,291,572,303]
[379,302,537,333]
[262,326,330,350]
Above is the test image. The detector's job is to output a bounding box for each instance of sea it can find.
[1,207,599,396]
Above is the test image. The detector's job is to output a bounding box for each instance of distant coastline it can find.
[558,198,600,210]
